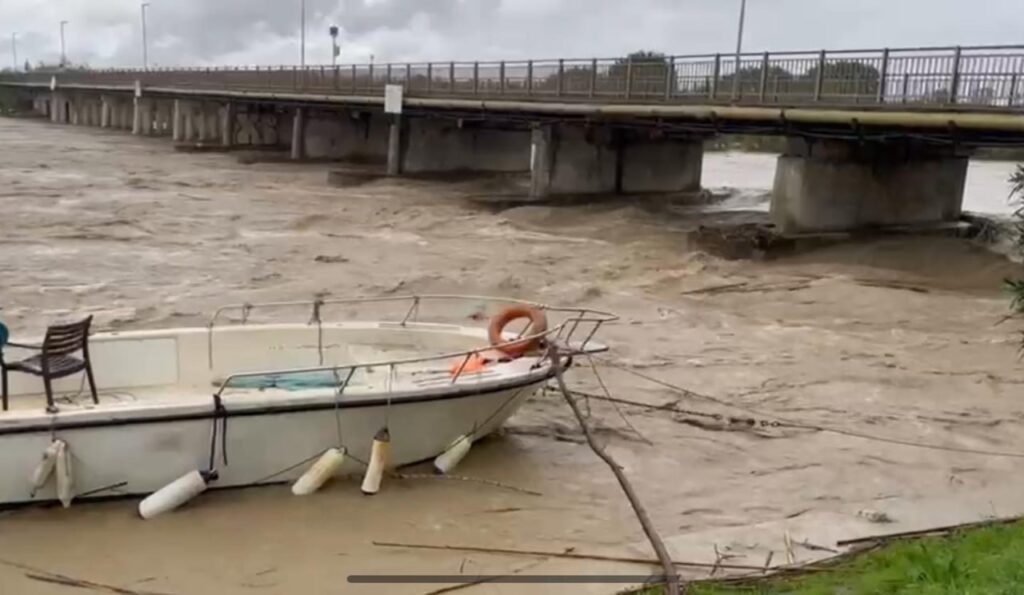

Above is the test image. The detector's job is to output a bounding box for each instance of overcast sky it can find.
[2,0,1021,69]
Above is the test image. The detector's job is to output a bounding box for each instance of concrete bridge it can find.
[3,44,1024,234]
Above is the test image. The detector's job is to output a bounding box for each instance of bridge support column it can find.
[183,102,196,142]
[386,115,403,175]
[771,138,968,234]
[529,124,703,199]
[88,98,100,127]
[398,118,530,175]
[69,97,81,125]
[50,92,67,124]
[195,103,210,141]
[132,97,150,135]
[290,107,307,160]
[118,100,132,130]
[172,99,184,141]
[192,102,216,142]
[529,126,553,199]
[156,100,173,135]
[101,97,112,128]
[221,102,235,147]
[81,97,94,126]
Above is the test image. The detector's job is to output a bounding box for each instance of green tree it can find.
[537,51,669,96]
[802,60,880,100]
[607,51,669,97]
[538,65,595,94]
[718,65,793,98]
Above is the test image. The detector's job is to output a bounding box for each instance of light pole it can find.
[329,25,339,66]
[299,0,306,67]
[59,20,68,67]
[11,33,17,72]
[734,0,746,71]
[141,2,150,69]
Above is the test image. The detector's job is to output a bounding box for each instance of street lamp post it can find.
[11,33,17,72]
[734,0,746,69]
[300,0,306,67]
[59,20,68,67]
[329,25,339,67]
[141,2,150,69]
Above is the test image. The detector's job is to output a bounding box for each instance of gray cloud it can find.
[2,0,1021,70]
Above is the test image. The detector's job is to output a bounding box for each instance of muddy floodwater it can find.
[3,117,1024,594]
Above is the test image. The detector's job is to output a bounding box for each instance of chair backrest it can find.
[43,316,92,357]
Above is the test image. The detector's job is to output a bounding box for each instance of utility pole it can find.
[60,20,68,67]
[300,0,306,67]
[734,0,747,74]
[11,33,17,72]
[141,2,150,69]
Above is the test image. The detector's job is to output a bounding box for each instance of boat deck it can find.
[3,356,542,416]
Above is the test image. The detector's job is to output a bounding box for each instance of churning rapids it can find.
[2,117,1024,594]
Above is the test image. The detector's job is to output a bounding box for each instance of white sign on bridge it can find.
[384,84,404,115]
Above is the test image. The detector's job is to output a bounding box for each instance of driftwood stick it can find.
[548,347,682,595]
[0,557,171,595]
[372,541,771,572]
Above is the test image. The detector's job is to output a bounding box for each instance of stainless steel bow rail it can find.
[206,294,617,395]
[5,44,1024,109]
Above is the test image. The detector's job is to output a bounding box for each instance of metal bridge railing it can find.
[4,44,1023,110]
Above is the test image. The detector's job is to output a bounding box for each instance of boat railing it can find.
[206,294,617,395]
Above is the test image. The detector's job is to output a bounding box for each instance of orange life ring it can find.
[488,306,548,358]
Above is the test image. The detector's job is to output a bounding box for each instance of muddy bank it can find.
[2,118,1024,594]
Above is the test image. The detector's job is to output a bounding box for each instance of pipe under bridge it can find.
[3,43,1024,234]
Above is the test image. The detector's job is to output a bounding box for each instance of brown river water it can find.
[2,117,1024,594]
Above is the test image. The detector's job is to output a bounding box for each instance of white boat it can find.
[0,295,613,510]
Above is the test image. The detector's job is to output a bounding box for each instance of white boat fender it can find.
[138,470,219,520]
[361,428,391,496]
[29,440,63,497]
[54,440,74,508]
[292,448,347,496]
[433,434,473,475]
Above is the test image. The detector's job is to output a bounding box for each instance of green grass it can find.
[634,521,1024,595]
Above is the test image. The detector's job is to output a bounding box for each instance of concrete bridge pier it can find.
[397,118,531,175]
[116,99,132,130]
[132,97,150,135]
[31,94,47,117]
[386,115,402,175]
[290,107,307,160]
[85,96,99,126]
[184,101,215,142]
[771,138,968,234]
[295,109,387,162]
[101,96,113,128]
[155,100,174,136]
[203,103,220,143]
[529,124,704,199]
[68,96,81,125]
[172,100,184,141]
[50,93,65,123]
[221,102,235,147]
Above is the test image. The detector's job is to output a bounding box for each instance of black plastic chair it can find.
[1,316,98,411]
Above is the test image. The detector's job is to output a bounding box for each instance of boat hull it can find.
[0,380,543,507]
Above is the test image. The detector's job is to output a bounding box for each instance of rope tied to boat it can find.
[207,393,229,472]
[309,297,325,366]
[331,367,355,448]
